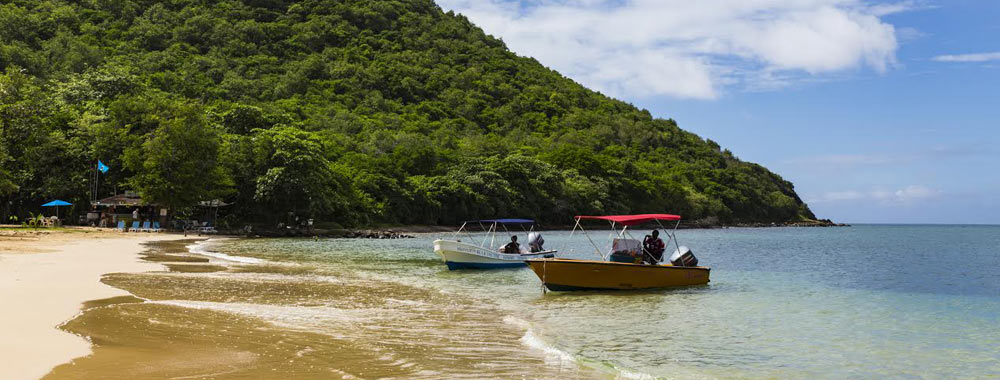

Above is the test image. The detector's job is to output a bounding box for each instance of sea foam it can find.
[503,315,576,366]
[187,240,265,264]
[503,315,659,379]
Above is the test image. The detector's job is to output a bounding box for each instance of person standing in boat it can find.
[642,230,666,264]
[502,235,521,254]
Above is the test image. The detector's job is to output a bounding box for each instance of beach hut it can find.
[197,199,231,232]
[90,192,163,228]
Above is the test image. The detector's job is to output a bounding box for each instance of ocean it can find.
[47,225,1000,379]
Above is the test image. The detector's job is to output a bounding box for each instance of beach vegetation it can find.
[0,0,817,226]
[123,100,233,212]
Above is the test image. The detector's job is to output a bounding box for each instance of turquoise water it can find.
[203,225,1000,379]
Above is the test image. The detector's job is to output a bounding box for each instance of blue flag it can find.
[97,160,109,173]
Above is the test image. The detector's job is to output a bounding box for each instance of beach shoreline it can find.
[0,228,190,380]
[219,219,849,239]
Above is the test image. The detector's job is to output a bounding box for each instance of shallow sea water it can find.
[47,225,1000,379]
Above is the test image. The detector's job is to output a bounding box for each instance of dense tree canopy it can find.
[0,0,817,227]
[123,100,232,211]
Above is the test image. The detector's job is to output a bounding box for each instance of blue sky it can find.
[438,0,999,224]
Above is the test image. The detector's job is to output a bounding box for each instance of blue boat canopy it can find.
[469,218,535,224]
[41,200,72,207]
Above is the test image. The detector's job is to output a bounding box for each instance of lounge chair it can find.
[130,221,140,232]
[141,221,151,232]
[116,220,126,232]
[151,221,161,232]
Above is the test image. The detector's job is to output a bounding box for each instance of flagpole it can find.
[93,161,98,203]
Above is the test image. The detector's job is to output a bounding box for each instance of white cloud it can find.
[932,52,1000,63]
[437,0,908,99]
[807,185,941,204]
[792,154,908,166]
[787,144,991,167]
[895,27,927,43]
[892,185,941,202]
[868,0,934,16]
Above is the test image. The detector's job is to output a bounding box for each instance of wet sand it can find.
[0,229,190,380]
[18,237,611,380]
[2,232,609,379]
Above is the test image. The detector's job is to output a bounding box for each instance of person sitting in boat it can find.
[642,230,666,264]
[501,235,521,254]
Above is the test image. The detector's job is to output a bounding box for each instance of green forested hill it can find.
[0,0,817,226]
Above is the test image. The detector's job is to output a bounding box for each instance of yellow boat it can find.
[526,258,709,291]
[526,214,710,291]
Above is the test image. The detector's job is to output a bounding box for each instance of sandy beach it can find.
[0,229,188,380]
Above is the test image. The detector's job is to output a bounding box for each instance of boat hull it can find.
[434,240,554,270]
[526,258,710,290]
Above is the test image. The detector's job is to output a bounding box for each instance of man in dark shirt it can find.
[642,230,666,264]
[502,235,521,254]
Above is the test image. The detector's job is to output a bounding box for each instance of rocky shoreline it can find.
[684,218,850,229]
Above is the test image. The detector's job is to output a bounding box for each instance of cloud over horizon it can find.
[932,52,1000,63]
[784,143,992,167]
[807,185,941,204]
[437,0,908,99]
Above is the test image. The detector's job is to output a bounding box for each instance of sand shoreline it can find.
[0,229,190,380]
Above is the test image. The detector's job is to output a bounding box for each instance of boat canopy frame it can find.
[568,214,683,263]
[451,219,537,251]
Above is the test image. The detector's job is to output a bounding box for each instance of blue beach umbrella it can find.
[41,200,73,218]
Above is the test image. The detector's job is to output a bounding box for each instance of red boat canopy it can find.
[575,214,681,226]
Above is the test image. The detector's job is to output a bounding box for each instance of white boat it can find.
[433,219,556,270]
[434,239,555,269]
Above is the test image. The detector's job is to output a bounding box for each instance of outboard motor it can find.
[669,246,698,267]
[527,232,545,253]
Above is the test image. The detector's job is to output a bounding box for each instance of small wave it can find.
[503,316,576,366]
[294,346,315,357]
[187,240,265,264]
[146,299,436,376]
[151,300,360,334]
[609,364,660,380]
[384,298,429,307]
[522,328,578,365]
[503,315,661,380]
[153,271,348,286]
